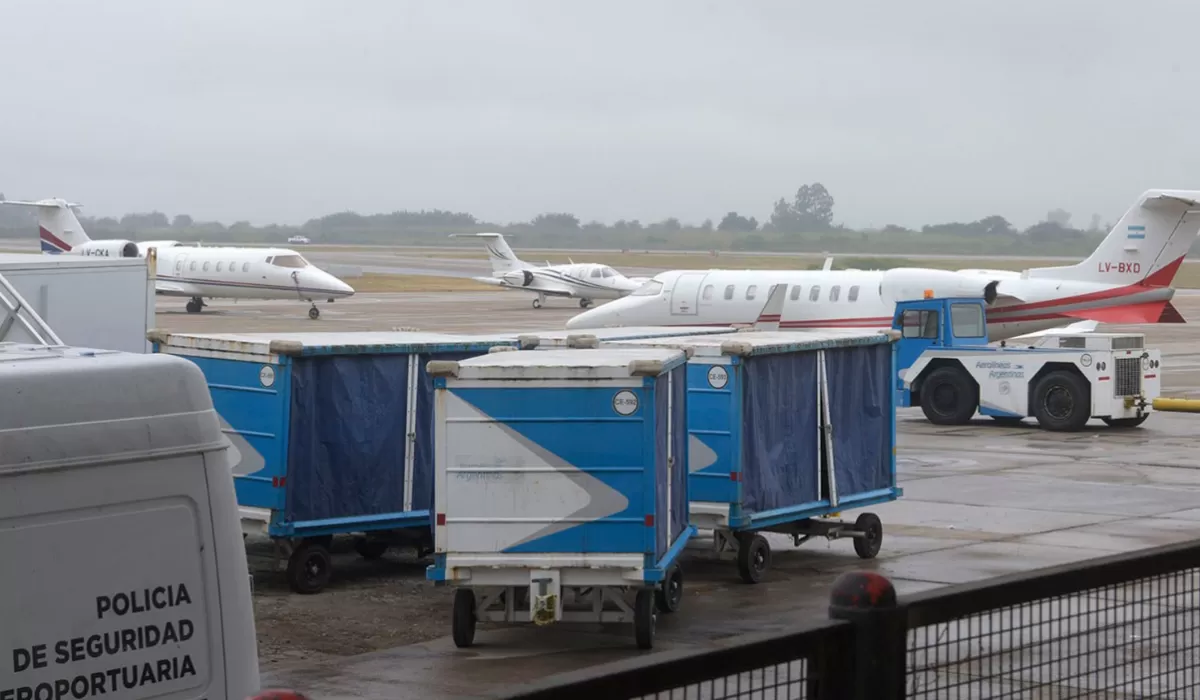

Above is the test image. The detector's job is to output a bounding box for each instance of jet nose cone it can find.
[565,307,606,330]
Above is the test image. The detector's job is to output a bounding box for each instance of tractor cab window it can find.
[951,302,985,338]
[901,309,940,339]
[270,254,307,268]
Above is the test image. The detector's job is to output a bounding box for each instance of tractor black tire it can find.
[1032,370,1091,432]
[919,366,979,425]
[286,540,333,595]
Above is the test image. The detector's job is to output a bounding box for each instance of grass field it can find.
[347,273,501,293]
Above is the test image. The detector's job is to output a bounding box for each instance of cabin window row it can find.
[701,283,860,302]
[188,261,253,273]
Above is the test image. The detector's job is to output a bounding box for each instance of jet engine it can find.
[881,267,1007,305]
[501,269,535,287]
[73,240,139,258]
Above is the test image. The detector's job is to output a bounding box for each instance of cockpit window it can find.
[591,268,602,278]
[601,267,616,278]
[631,280,664,296]
[270,254,308,268]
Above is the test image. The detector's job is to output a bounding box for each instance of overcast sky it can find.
[2,0,1198,229]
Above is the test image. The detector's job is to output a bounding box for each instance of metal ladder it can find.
[0,271,63,346]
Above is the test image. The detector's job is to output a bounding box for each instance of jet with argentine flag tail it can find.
[565,189,1198,343]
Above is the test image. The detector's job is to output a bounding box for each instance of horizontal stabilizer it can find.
[1059,301,1169,324]
[1158,301,1187,323]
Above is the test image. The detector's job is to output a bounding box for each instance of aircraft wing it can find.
[1006,320,1100,345]
[472,276,578,297]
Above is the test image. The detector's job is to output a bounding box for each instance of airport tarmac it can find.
[151,290,1200,699]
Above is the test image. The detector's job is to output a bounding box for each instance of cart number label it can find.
[259,365,276,388]
[613,390,639,416]
[707,366,728,389]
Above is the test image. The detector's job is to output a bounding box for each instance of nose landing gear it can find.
[308,304,320,320]
[532,294,545,309]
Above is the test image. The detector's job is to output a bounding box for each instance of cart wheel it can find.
[655,565,684,614]
[354,539,389,560]
[853,513,883,559]
[286,540,333,595]
[1102,415,1149,428]
[634,588,656,650]
[736,534,770,584]
[1032,370,1090,432]
[452,588,476,648]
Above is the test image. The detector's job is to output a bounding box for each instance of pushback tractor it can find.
[893,297,1161,431]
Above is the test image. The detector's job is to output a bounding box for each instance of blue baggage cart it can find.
[608,328,903,583]
[148,330,522,593]
[426,346,693,649]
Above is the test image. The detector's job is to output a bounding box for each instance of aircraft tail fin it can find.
[0,197,90,254]
[449,232,524,275]
[1026,189,1200,288]
[753,283,787,331]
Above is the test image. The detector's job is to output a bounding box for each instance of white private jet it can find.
[453,232,648,309]
[565,188,1198,342]
[2,197,355,319]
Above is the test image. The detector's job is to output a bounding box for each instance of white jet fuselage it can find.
[564,266,1178,342]
[153,246,355,301]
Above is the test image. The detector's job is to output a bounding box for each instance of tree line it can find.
[0,185,1171,257]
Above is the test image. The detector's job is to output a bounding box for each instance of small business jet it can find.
[565,188,1199,342]
[2,197,354,319]
[453,232,648,308]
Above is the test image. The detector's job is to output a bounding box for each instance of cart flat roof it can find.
[439,347,688,380]
[607,328,899,357]
[149,330,521,357]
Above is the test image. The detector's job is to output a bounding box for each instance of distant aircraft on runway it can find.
[566,188,1199,342]
[1,197,354,319]
[453,232,648,309]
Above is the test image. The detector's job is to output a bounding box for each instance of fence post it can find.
[827,570,907,700]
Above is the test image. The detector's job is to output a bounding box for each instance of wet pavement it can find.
[148,282,1200,699]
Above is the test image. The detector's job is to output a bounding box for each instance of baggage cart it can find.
[148,329,522,593]
[608,328,903,583]
[426,347,694,649]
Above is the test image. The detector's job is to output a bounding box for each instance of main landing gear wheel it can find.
[185,298,204,313]
[919,366,978,425]
[579,298,593,309]
[634,588,656,650]
[531,298,543,309]
[452,588,477,648]
[1033,370,1090,432]
[736,533,770,584]
[1102,415,1150,428]
[287,538,333,595]
[308,305,320,320]
[853,512,883,559]
[655,564,683,614]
